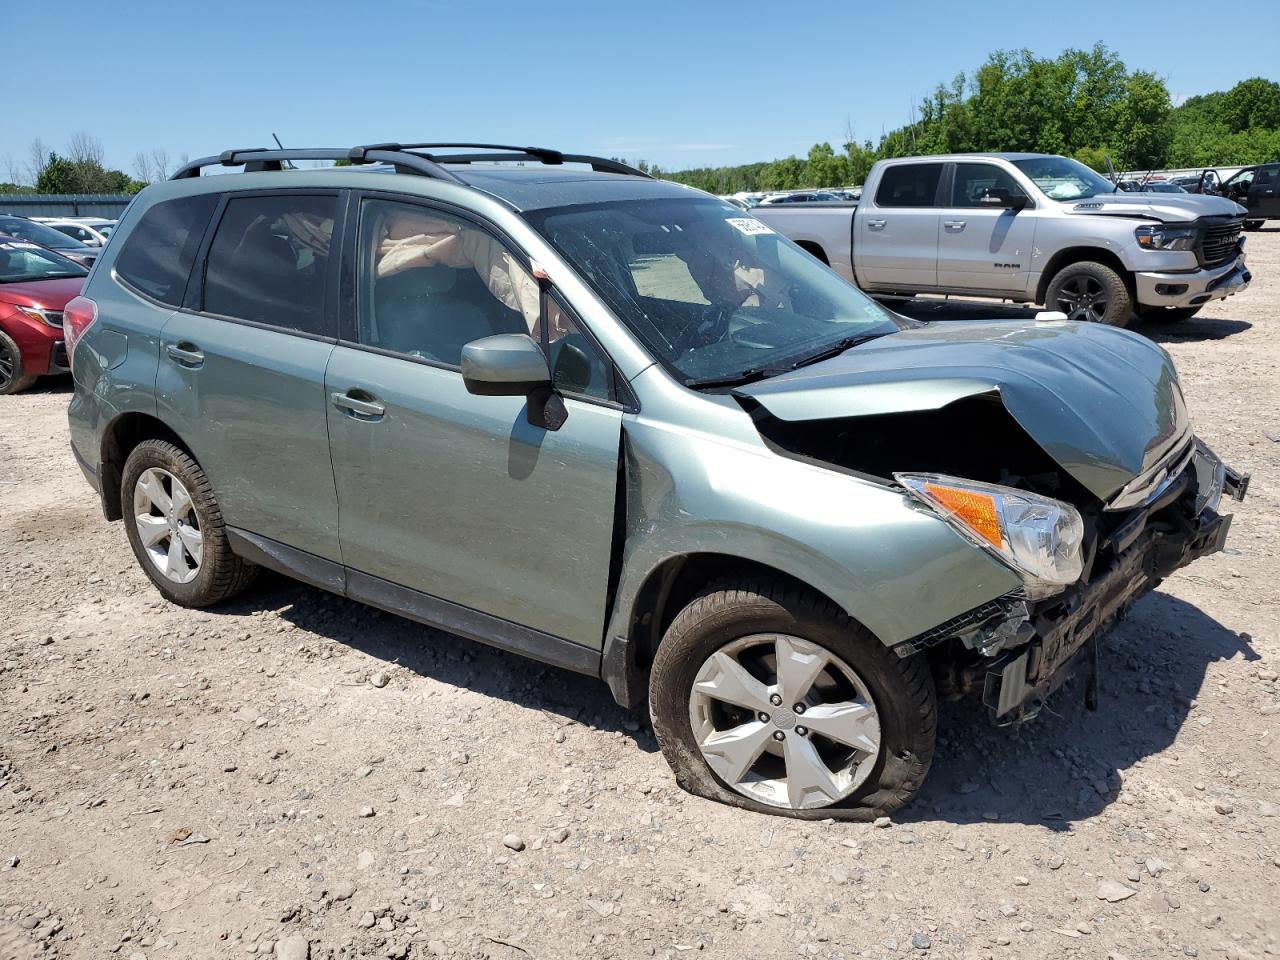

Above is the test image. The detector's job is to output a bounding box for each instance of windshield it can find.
[0,241,88,283]
[524,197,905,385]
[1012,156,1118,201]
[0,217,90,249]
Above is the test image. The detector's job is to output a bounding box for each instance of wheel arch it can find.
[601,551,852,710]
[99,412,196,521]
[793,240,830,265]
[1035,246,1133,304]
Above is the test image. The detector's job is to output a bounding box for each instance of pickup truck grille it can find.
[1196,217,1243,268]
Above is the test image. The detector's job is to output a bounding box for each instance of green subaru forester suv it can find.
[66,143,1247,818]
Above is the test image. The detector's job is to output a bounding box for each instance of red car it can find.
[0,235,88,394]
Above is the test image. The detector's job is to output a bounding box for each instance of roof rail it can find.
[171,143,651,181]
[170,147,465,183]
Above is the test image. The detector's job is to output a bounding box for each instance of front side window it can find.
[355,199,612,398]
[0,241,88,283]
[1012,156,1118,201]
[524,198,905,385]
[951,163,1027,207]
[874,163,943,207]
[115,194,218,305]
[203,194,336,335]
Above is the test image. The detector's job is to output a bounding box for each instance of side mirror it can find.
[980,192,1028,211]
[461,333,551,396]
[461,333,566,430]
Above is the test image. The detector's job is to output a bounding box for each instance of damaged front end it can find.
[904,439,1248,723]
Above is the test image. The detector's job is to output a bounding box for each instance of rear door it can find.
[155,190,343,561]
[325,194,623,650]
[936,161,1038,295]
[856,162,943,290]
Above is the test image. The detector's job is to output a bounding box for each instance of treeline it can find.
[0,134,188,195]
[640,45,1280,194]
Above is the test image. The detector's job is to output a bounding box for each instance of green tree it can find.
[1220,77,1280,132]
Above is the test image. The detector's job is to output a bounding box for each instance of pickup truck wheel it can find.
[0,330,37,395]
[1137,305,1202,324]
[649,579,935,819]
[121,439,258,607]
[1045,262,1132,326]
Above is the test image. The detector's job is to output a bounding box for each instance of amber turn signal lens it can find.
[923,482,1003,548]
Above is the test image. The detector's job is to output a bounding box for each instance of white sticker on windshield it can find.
[725,217,774,236]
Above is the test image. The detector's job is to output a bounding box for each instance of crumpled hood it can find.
[1060,191,1246,223]
[737,319,1190,502]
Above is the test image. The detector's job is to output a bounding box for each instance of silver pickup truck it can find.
[752,152,1253,326]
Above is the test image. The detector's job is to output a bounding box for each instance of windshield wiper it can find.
[784,332,888,370]
[684,367,777,390]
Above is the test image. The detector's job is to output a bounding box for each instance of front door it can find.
[155,190,343,561]
[856,162,943,290]
[936,161,1039,295]
[1247,165,1280,218]
[325,196,623,649]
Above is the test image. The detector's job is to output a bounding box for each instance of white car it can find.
[31,218,115,247]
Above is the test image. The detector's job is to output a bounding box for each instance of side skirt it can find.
[226,528,601,679]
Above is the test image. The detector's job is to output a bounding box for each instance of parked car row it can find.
[721,187,863,208]
[0,214,103,267]
[0,235,87,393]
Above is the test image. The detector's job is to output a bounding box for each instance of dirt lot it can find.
[2,233,1279,960]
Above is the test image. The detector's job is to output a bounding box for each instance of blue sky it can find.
[4,0,1277,179]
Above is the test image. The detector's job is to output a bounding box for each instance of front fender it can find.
[604,416,1021,659]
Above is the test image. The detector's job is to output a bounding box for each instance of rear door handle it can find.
[943,220,967,230]
[866,218,886,230]
[165,342,204,368]
[331,390,386,420]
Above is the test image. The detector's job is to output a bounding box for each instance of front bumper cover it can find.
[1134,254,1251,309]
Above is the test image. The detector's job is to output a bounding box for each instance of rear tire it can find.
[649,578,936,819]
[1045,261,1132,326]
[121,439,257,607]
[1137,305,1203,324]
[0,330,37,395]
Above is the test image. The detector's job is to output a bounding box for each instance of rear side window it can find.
[202,194,337,335]
[114,194,217,305]
[875,164,943,207]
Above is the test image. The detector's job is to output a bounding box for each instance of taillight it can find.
[63,295,98,360]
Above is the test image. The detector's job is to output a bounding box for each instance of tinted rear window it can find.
[114,195,217,305]
[201,194,337,336]
[874,164,943,207]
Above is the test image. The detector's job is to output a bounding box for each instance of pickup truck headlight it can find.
[896,473,1084,593]
[1135,224,1198,251]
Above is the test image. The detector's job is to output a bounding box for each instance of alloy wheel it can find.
[133,467,203,584]
[1054,276,1109,323]
[688,634,882,810]
[0,339,13,391]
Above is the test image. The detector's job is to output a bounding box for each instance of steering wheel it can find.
[669,303,732,357]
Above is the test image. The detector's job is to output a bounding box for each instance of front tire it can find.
[0,330,37,395]
[649,579,936,819]
[121,439,257,607]
[1243,220,1263,231]
[1045,261,1132,326]
[1137,305,1203,324]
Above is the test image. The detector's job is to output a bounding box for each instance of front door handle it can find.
[165,342,204,368]
[943,220,967,230]
[866,218,887,230]
[331,390,386,420]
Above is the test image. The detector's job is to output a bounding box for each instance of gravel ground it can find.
[2,232,1279,960]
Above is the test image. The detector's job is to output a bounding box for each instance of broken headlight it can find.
[1134,224,1198,252]
[896,474,1084,595]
